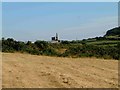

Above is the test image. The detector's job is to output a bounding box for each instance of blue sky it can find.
[2,2,118,41]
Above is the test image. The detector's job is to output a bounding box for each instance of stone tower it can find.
[56,33,58,41]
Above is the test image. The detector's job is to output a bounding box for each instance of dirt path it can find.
[2,53,118,88]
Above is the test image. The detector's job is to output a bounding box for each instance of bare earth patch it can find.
[2,53,118,88]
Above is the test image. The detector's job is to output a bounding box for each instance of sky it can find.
[2,2,118,41]
[1,0,120,2]
[0,2,1,39]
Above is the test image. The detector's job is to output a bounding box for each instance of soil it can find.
[2,53,118,88]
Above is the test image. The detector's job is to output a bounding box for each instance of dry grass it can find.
[2,52,118,88]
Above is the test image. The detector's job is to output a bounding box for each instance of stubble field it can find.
[2,53,118,88]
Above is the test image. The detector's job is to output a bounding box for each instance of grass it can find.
[87,40,120,46]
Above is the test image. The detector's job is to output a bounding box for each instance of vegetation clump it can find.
[1,37,120,60]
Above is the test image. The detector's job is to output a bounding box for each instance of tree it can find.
[34,40,48,50]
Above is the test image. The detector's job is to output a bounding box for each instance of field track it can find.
[2,53,118,88]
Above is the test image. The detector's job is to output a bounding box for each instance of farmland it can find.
[2,53,118,88]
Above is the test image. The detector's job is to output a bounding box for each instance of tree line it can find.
[105,27,120,36]
[1,37,120,60]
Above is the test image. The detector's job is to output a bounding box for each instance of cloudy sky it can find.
[2,2,118,41]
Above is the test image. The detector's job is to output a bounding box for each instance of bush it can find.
[1,37,120,60]
[43,48,58,56]
[34,40,48,50]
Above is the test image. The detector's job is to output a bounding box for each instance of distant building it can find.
[51,33,60,43]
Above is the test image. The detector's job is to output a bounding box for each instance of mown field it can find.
[2,53,118,88]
